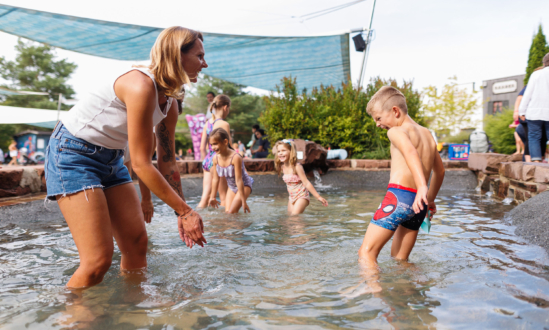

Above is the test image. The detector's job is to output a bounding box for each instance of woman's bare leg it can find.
[290,198,309,215]
[57,190,114,288]
[226,187,252,214]
[104,183,148,271]
[198,170,212,208]
[219,177,228,207]
[390,226,420,261]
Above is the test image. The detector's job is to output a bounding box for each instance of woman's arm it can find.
[118,71,205,247]
[295,164,328,206]
[208,156,221,208]
[233,155,251,213]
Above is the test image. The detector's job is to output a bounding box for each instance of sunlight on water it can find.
[0,188,548,329]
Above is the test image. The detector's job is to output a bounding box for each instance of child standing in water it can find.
[208,128,254,213]
[198,95,231,208]
[274,140,328,215]
[359,86,445,268]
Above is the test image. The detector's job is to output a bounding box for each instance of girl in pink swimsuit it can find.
[208,128,253,214]
[274,140,328,215]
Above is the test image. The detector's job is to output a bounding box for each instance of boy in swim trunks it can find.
[359,86,445,267]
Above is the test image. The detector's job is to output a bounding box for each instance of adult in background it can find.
[251,129,270,159]
[519,53,549,162]
[247,124,260,156]
[514,85,530,161]
[205,91,215,120]
[44,26,208,288]
[7,140,17,166]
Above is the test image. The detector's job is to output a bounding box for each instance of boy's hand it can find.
[317,196,328,206]
[242,200,251,213]
[428,201,437,220]
[209,198,220,208]
[413,186,429,214]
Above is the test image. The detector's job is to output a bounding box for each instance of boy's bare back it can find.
[388,123,436,190]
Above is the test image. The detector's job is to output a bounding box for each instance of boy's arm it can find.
[387,128,429,213]
[427,151,445,203]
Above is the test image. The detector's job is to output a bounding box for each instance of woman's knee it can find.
[81,254,113,280]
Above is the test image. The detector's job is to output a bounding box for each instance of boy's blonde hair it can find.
[366,86,408,115]
[142,26,203,100]
[210,94,231,119]
[273,140,297,176]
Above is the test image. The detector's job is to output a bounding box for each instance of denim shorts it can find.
[45,123,132,200]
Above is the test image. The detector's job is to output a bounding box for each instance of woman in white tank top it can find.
[44,27,208,289]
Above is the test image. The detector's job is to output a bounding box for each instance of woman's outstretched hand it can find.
[209,198,220,209]
[178,210,206,248]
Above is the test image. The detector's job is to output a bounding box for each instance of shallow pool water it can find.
[1,187,548,329]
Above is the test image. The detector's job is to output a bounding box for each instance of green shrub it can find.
[259,77,423,158]
[442,131,471,144]
[484,108,516,154]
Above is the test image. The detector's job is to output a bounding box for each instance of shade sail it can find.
[0,105,67,128]
[0,4,351,92]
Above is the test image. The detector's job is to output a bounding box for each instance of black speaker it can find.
[352,33,366,52]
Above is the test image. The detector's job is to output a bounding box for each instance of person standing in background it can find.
[514,85,530,161]
[8,140,18,166]
[519,53,549,162]
[205,91,215,120]
[247,124,260,157]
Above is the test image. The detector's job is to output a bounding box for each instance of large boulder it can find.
[292,139,328,173]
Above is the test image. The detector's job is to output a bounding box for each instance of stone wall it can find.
[469,153,549,204]
[0,159,469,200]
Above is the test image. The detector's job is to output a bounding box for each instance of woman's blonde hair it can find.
[210,94,231,120]
[273,140,297,176]
[146,26,203,99]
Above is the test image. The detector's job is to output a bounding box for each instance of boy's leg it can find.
[390,226,420,260]
[290,198,309,215]
[358,223,395,267]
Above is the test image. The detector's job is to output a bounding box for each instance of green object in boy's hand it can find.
[421,210,432,233]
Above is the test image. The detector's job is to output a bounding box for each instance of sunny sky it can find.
[1,0,548,120]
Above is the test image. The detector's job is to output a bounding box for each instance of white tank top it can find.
[62,67,173,150]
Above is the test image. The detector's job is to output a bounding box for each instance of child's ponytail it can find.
[210,94,231,121]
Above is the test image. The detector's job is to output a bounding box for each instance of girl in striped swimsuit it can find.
[274,140,328,215]
[208,128,254,213]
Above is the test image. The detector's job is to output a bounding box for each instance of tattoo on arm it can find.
[158,122,174,163]
[165,170,185,201]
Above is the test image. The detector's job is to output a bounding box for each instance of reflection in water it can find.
[0,190,548,329]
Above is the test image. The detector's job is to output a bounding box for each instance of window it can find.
[492,101,509,114]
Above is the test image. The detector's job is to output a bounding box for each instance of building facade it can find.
[482,74,525,117]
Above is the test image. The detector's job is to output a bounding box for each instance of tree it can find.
[182,75,265,144]
[0,39,77,151]
[524,25,549,85]
[484,108,515,154]
[422,76,478,137]
[259,77,424,158]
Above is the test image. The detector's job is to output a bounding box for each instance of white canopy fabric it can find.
[0,105,67,128]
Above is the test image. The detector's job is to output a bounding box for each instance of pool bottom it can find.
[0,187,548,329]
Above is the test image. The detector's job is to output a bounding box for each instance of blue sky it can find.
[0,0,548,105]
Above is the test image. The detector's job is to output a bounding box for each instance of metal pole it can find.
[56,93,62,121]
[357,0,377,89]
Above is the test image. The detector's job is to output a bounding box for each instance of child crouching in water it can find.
[274,139,328,215]
[208,128,253,213]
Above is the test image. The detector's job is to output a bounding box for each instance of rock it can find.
[443,160,469,169]
[468,153,521,173]
[0,168,24,190]
[533,163,549,183]
[20,168,41,193]
[0,186,32,198]
[244,159,275,172]
[292,139,328,172]
[176,161,188,175]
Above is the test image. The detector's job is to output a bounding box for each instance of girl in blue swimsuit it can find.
[198,95,231,208]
